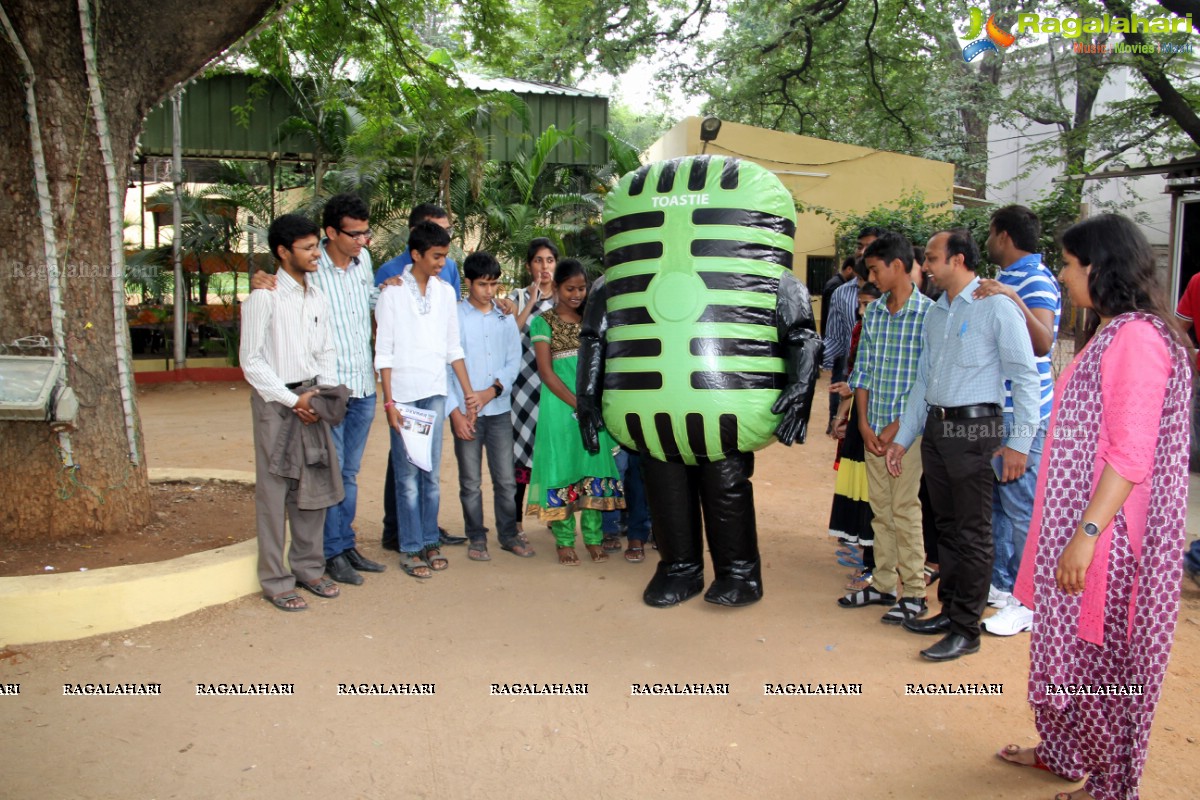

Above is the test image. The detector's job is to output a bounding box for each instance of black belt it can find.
[927,403,1001,421]
[285,378,317,390]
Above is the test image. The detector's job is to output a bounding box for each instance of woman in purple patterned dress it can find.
[996,215,1192,800]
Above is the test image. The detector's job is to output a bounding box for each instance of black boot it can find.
[640,459,705,608]
[644,561,705,607]
[704,560,762,606]
[700,453,763,607]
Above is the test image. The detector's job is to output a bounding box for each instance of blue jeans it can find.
[990,414,1047,592]
[453,413,518,546]
[1185,539,1200,575]
[387,395,446,555]
[324,394,376,559]
[603,450,651,541]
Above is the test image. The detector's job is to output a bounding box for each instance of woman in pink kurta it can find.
[996,214,1192,800]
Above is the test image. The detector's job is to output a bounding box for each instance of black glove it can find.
[772,329,823,446]
[576,277,610,456]
[577,394,603,455]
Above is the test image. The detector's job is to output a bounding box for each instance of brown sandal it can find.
[557,546,580,566]
[585,544,609,563]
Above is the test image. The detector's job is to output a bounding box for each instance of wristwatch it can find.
[493,381,503,398]
[1081,521,1100,537]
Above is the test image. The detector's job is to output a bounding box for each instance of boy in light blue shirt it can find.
[447,252,531,560]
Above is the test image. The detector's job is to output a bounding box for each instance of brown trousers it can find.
[251,392,327,596]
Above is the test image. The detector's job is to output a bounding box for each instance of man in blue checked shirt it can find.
[885,229,1040,662]
[250,194,389,585]
[974,206,1060,637]
[837,232,934,625]
[446,252,530,561]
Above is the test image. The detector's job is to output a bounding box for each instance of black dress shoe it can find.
[438,527,468,546]
[326,554,364,585]
[344,547,386,573]
[381,536,400,553]
[920,633,980,661]
[902,612,951,635]
[643,562,705,608]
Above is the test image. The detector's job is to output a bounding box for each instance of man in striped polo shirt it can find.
[251,194,388,585]
[974,205,1060,636]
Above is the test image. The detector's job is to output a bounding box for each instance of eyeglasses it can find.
[339,228,373,242]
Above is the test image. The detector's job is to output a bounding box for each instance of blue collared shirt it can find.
[446,300,522,417]
[895,276,1041,454]
[848,286,933,433]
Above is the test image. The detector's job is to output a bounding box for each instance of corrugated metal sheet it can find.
[479,91,609,166]
[139,73,609,167]
[139,74,316,160]
[461,74,608,99]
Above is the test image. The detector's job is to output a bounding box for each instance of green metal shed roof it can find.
[139,73,609,166]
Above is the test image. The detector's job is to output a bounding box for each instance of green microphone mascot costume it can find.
[577,155,822,608]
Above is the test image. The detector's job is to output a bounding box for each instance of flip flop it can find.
[624,543,646,563]
[500,539,536,558]
[585,544,610,563]
[601,535,623,553]
[264,591,308,612]
[295,576,340,598]
[467,543,491,562]
[995,744,1059,775]
[557,546,580,566]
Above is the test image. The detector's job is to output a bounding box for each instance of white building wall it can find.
[986,47,1173,247]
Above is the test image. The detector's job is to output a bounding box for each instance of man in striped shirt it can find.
[839,232,933,624]
[822,228,881,432]
[974,206,1060,636]
[250,195,387,586]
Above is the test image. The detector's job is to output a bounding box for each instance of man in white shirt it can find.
[240,214,341,611]
[374,221,478,578]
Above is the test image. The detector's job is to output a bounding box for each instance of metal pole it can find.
[172,89,186,370]
[139,158,146,250]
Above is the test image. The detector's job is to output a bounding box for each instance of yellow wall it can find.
[646,118,955,323]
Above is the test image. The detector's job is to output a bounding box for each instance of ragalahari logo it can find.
[961,8,1017,61]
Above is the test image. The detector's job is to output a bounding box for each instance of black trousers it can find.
[641,452,758,575]
[920,412,1003,639]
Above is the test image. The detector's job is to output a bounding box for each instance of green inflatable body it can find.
[600,155,797,464]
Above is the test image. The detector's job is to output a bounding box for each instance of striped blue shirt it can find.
[848,286,933,433]
[895,276,1041,454]
[996,254,1060,421]
[308,241,379,398]
[822,278,860,369]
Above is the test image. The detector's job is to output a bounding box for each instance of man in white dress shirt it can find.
[240,214,341,611]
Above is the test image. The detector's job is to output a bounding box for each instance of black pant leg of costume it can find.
[698,452,762,606]
[640,457,705,607]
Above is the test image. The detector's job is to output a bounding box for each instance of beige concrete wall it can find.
[646,118,955,324]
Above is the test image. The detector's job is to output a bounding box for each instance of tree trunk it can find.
[0,0,280,541]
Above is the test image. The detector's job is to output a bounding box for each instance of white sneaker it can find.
[988,584,1013,609]
[983,598,1033,636]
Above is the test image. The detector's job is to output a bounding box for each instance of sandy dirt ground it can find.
[1,379,1198,799]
